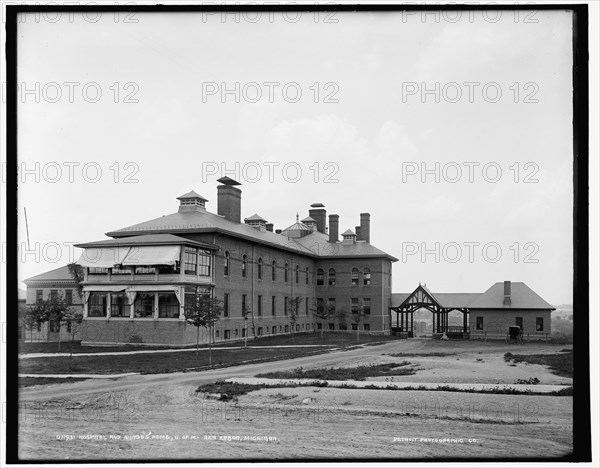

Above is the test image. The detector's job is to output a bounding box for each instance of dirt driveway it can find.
[17,339,573,460]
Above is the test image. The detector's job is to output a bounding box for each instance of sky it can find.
[12,8,575,305]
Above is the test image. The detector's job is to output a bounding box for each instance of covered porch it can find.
[390,284,475,339]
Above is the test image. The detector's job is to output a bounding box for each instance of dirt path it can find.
[17,340,573,460]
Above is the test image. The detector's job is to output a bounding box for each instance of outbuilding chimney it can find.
[308,203,327,234]
[503,280,511,306]
[329,214,339,243]
[217,177,242,223]
[266,223,274,232]
[360,213,370,243]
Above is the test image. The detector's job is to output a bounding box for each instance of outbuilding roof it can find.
[24,265,76,285]
[391,282,554,310]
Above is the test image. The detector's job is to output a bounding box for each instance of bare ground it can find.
[17,339,573,460]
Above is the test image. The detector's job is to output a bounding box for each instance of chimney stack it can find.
[266,223,274,232]
[217,177,242,223]
[503,280,511,306]
[360,213,370,243]
[308,203,326,234]
[329,214,339,243]
[355,225,362,240]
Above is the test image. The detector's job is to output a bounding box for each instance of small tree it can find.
[351,307,366,343]
[184,291,223,367]
[62,308,83,356]
[335,308,348,331]
[312,298,335,339]
[24,303,45,341]
[287,297,303,342]
[27,293,72,351]
[67,263,85,298]
[46,293,75,352]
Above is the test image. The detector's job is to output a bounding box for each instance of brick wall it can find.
[469,309,552,340]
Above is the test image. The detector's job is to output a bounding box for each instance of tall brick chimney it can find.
[355,225,362,240]
[329,214,339,243]
[309,203,326,234]
[360,213,370,243]
[503,280,511,306]
[217,176,242,223]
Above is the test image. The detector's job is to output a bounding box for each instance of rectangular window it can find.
[476,316,484,331]
[285,325,289,333]
[305,298,309,316]
[258,327,263,336]
[184,247,198,275]
[242,328,246,338]
[88,267,108,275]
[351,298,359,313]
[223,293,230,317]
[242,294,247,318]
[515,317,523,328]
[257,295,262,316]
[198,250,211,276]
[88,292,108,317]
[363,324,370,331]
[111,266,131,275]
[328,298,336,313]
[158,263,180,274]
[272,326,276,334]
[65,290,73,305]
[36,290,43,303]
[536,317,544,331]
[49,320,60,332]
[317,323,322,330]
[271,296,276,316]
[134,266,156,275]
[134,293,155,318]
[224,330,230,340]
[316,270,324,286]
[50,290,58,301]
[363,298,371,315]
[284,296,288,315]
[158,293,179,318]
[111,292,130,318]
[328,323,335,330]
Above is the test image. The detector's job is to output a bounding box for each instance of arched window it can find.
[363,267,371,286]
[257,258,263,280]
[305,267,309,285]
[224,251,230,276]
[316,268,324,286]
[284,263,289,283]
[295,265,299,284]
[328,268,336,286]
[351,268,359,286]
[242,255,247,278]
[272,261,276,281]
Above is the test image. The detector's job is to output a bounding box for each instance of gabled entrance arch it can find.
[390,284,470,338]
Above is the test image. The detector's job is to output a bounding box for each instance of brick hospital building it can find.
[23,177,553,345]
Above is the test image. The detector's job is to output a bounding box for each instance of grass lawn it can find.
[256,362,416,380]
[19,377,89,387]
[18,332,396,355]
[504,350,573,378]
[18,344,368,377]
